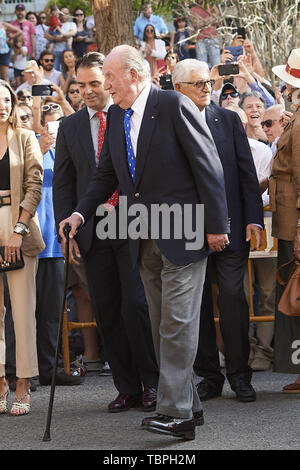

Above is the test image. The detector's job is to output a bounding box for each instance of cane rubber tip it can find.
[42,431,51,442]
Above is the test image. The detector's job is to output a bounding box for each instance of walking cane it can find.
[43,223,71,442]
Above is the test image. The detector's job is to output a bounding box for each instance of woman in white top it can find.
[140,24,166,77]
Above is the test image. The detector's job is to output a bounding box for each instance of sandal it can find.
[0,387,9,414]
[10,389,31,416]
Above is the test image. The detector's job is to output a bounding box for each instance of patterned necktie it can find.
[124,108,135,183]
[96,111,119,211]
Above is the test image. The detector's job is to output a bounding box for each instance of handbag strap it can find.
[276,257,296,286]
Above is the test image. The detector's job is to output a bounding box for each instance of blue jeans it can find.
[53,50,63,71]
[195,37,220,68]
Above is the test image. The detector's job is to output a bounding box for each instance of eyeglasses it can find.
[43,58,54,63]
[220,91,239,100]
[20,114,31,122]
[39,16,46,20]
[145,29,155,33]
[69,89,80,94]
[19,95,32,101]
[74,13,84,16]
[261,119,278,128]
[180,80,215,90]
[41,103,61,112]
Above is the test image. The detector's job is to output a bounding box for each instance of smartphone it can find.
[32,84,52,96]
[225,45,243,62]
[47,120,60,136]
[218,63,239,76]
[159,74,174,90]
[236,27,246,39]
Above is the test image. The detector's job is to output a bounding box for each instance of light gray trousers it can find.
[139,239,207,419]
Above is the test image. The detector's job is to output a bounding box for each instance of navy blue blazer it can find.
[75,85,229,266]
[53,107,102,253]
[205,104,264,251]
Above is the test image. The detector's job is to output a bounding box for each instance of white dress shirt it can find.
[130,81,152,157]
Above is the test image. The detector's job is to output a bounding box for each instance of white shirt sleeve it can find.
[151,39,166,59]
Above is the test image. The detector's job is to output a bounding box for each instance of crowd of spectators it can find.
[0,0,299,422]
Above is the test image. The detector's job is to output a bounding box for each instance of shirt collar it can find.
[131,81,151,117]
[87,98,113,120]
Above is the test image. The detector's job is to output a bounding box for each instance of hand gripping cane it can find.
[43,223,71,442]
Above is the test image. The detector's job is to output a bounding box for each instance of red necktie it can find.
[96,111,119,211]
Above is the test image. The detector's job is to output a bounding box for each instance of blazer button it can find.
[135,192,140,198]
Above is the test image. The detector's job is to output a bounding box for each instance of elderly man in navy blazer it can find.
[59,45,229,440]
[173,59,264,403]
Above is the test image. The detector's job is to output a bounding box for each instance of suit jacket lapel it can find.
[78,108,96,171]
[7,126,21,227]
[134,85,159,188]
[205,104,219,137]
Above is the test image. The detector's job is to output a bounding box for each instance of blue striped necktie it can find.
[124,108,135,182]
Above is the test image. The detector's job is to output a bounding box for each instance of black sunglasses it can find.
[261,119,278,128]
[74,13,84,16]
[145,29,155,32]
[220,91,239,100]
[69,89,80,94]
[43,58,54,63]
[19,95,32,101]
[20,114,31,122]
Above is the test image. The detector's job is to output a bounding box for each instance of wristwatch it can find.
[13,222,30,237]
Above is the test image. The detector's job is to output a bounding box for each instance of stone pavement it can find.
[0,370,299,451]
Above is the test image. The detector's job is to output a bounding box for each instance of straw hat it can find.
[272,49,300,88]
[22,61,36,74]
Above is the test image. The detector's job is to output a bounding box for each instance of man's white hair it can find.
[107,45,150,82]
[172,59,209,85]
[264,103,284,114]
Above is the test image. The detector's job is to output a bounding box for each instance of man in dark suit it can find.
[173,59,264,402]
[53,52,159,413]
[58,45,229,440]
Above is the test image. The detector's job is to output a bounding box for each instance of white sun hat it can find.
[272,48,300,88]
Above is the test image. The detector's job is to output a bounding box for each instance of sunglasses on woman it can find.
[69,89,80,94]
[20,114,31,122]
[41,103,61,112]
[145,29,155,33]
[19,95,32,101]
[220,91,240,100]
[261,119,278,128]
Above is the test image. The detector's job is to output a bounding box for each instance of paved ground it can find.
[0,370,299,452]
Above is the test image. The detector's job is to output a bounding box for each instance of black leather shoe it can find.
[193,409,204,426]
[39,370,83,386]
[108,393,141,412]
[142,387,157,411]
[141,414,196,440]
[231,379,256,402]
[196,380,222,401]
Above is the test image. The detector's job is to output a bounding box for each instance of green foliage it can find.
[132,1,222,21]
[43,0,93,17]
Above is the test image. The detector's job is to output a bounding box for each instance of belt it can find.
[0,195,11,207]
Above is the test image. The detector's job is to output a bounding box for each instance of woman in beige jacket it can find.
[270,49,300,393]
[0,80,44,416]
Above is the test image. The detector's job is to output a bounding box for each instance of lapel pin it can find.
[215,118,219,122]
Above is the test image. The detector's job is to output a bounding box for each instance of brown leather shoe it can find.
[108,393,141,413]
[282,382,300,394]
[142,387,157,411]
[141,414,196,440]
